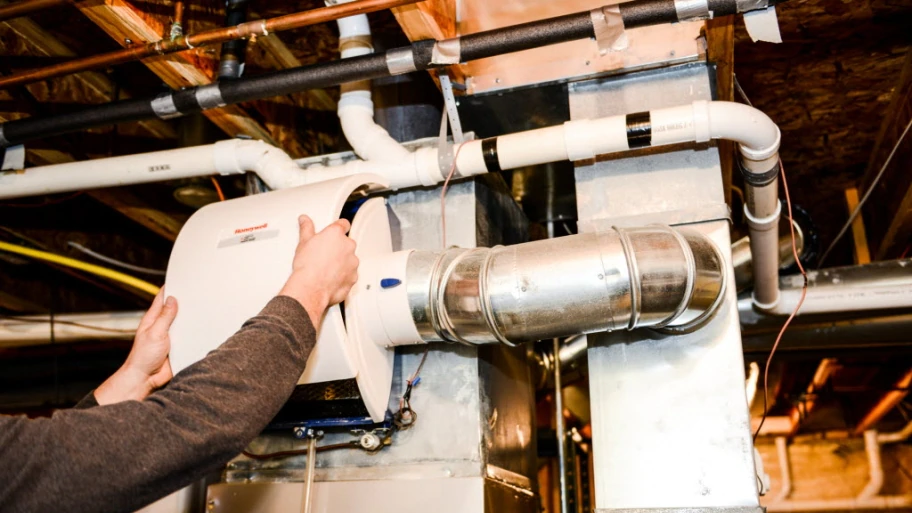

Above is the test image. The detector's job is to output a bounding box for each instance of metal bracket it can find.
[437,72,466,178]
[1,144,25,171]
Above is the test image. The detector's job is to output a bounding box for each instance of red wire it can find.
[440,143,467,249]
[753,159,808,441]
[210,176,226,202]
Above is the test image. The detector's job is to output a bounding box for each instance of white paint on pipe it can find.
[0,311,142,347]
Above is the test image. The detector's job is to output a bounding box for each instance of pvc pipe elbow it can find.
[338,95,411,163]
[704,101,781,161]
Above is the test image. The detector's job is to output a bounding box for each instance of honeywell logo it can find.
[234,223,268,235]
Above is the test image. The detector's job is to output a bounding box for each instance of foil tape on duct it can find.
[406,226,726,345]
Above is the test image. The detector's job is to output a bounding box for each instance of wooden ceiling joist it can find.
[861,50,912,260]
[0,13,184,240]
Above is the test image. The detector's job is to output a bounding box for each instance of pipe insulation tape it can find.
[385,47,417,75]
[150,93,181,119]
[590,5,628,54]
[431,38,461,65]
[194,84,227,110]
[675,0,712,21]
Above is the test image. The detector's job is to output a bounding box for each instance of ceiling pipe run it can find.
[0,0,67,22]
[0,0,784,146]
[0,311,142,347]
[0,0,424,91]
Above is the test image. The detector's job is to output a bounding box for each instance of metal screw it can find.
[598,273,604,280]
[521,287,527,292]
[293,427,307,439]
[366,284,371,290]
[670,50,676,57]
[207,499,216,511]
[494,78,501,84]
[585,60,591,66]
[124,38,133,45]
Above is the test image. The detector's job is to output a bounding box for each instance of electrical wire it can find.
[0,240,160,296]
[753,159,808,442]
[440,143,467,249]
[66,241,166,276]
[0,313,136,333]
[210,176,226,202]
[818,116,912,267]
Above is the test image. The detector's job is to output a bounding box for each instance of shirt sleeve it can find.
[0,296,316,513]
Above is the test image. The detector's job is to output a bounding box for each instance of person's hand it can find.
[94,291,178,405]
[279,215,359,328]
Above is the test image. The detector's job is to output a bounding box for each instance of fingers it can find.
[323,218,351,236]
[298,215,316,244]
[148,296,179,341]
[137,290,164,332]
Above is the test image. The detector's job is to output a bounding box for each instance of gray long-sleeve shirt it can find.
[0,296,316,513]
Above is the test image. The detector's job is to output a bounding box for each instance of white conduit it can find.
[768,426,912,511]
[0,311,143,347]
[0,101,782,306]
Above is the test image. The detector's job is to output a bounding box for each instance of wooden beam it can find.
[0,12,175,140]
[74,0,317,155]
[844,187,871,265]
[0,14,184,239]
[706,17,735,208]
[860,50,912,260]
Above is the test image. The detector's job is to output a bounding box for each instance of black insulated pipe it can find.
[0,0,783,148]
[219,0,251,79]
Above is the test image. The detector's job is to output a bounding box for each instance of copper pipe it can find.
[0,0,67,22]
[172,0,184,27]
[0,0,422,89]
[853,368,912,436]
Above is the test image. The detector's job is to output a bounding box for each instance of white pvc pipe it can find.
[0,311,142,347]
[0,145,226,199]
[877,421,912,444]
[334,7,411,164]
[859,430,885,500]
[773,437,792,503]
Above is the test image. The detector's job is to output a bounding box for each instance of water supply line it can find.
[0,0,424,91]
[0,0,784,145]
[0,0,67,22]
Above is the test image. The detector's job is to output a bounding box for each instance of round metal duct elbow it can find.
[406,226,726,345]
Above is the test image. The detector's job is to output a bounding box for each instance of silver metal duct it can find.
[406,226,726,346]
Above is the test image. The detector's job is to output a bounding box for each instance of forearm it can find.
[0,296,316,513]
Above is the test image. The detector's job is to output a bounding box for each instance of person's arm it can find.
[0,216,358,513]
